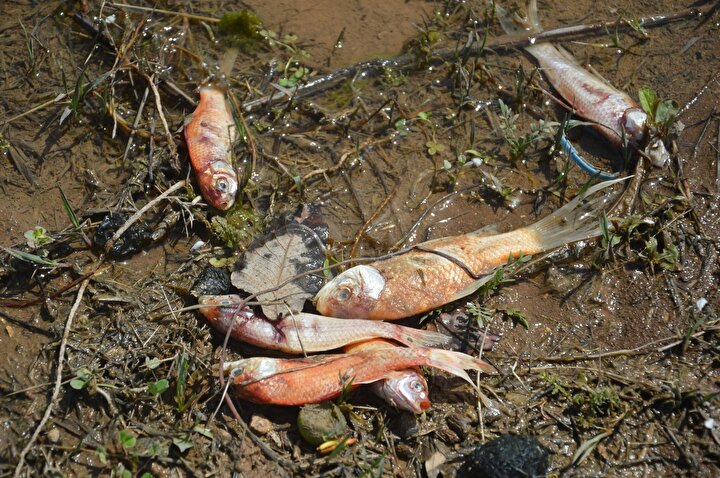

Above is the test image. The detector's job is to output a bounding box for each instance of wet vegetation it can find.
[1,0,719,476]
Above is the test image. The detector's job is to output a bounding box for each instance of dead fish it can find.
[224,345,495,406]
[497,0,669,167]
[345,339,430,413]
[315,178,625,320]
[198,294,455,353]
[185,86,238,210]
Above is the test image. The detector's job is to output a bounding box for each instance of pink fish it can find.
[198,294,455,353]
[224,345,495,406]
[185,87,238,210]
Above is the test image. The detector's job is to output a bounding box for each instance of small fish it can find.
[198,294,455,353]
[185,86,238,210]
[224,345,495,406]
[498,0,669,167]
[344,339,430,413]
[315,179,625,320]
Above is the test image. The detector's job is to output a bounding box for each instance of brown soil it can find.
[1,0,718,477]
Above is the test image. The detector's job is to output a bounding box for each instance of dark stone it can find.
[93,213,151,259]
[458,434,549,478]
[192,266,232,297]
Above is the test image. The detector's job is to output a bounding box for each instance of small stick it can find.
[13,277,91,478]
[146,74,178,159]
[108,2,220,23]
[104,180,186,252]
[242,4,712,112]
[122,86,150,162]
[716,120,720,192]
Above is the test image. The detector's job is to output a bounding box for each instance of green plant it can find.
[638,87,682,138]
[497,99,557,162]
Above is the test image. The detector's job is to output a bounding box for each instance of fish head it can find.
[374,371,430,414]
[623,108,648,144]
[201,161,238,210]
[314,265,385,319]
[198,294,252,325]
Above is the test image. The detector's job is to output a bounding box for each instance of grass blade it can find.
[58,187,80,229]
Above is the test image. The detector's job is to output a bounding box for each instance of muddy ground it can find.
[1,0,718,476]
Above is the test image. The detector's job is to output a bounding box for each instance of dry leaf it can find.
[232,207,327,319]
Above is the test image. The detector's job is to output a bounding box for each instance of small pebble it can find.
[446,411,471,440]
[250,414,273,436]
[297,402,347,446]
[47,428,60,443]
[458,434,549,478]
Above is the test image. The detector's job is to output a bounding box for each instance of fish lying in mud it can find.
[185,86,238,210]
[344,339,430,413]
[497,0,670,167]
[224,345,495,406]
[197,294,455,353]
[315,178,625,320]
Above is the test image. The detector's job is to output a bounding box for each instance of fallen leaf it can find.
[232,207,327,319]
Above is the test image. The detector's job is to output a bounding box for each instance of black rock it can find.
[93,214,152,259]
[458,434,549,478]
[192,266,232,297]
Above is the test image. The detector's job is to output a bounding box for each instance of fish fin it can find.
[530,177,630,251]
[420,348,497,388]
[447,272,498,303]
[393,324,455,349]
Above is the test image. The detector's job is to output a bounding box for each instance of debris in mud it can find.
[297,401,348,446]
[458,434,549,478]
[92,214,151,259]
[192,266,232,297]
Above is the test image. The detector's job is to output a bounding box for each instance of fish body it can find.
[185,86,238,210]
[198,294,454,353]
[500,0,669,164]
[225,346,495,406]
[345,339,430,413]
[315,179,624,320]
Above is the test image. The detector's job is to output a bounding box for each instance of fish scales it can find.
[231,347,427,405]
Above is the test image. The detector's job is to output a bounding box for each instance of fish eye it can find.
[411,380,424,392]
[215,178,228,193]
[335,286,353,302]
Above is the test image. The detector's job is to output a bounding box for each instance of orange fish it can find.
[315,179,624,320]
[225,345,495,406]
[344,339,430,413]
[198,294,455,353]
[185,86,238,210]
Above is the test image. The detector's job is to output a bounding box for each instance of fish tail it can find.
[494,0,542,35]
[392,325,455,349]
[529,178,628,251]
[418,348,496,387]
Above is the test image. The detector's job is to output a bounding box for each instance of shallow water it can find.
[0,1,718,476]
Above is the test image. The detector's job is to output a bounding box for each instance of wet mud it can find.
[1,0,718,476]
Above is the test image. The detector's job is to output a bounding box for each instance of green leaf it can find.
[119,429,137,448]
[96,446,107,465]
[145,357,162,370]
[58,187,80,229]
[394,118,409,136]
[148,379,169,396]
[2,246,60,268]
[173,435,194,452]
[638,87,657,116]
[24,226,52,249]
[426,140,445,155]
[70,368,92,390]
[655,99,678,126]
[193,425,214,440]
